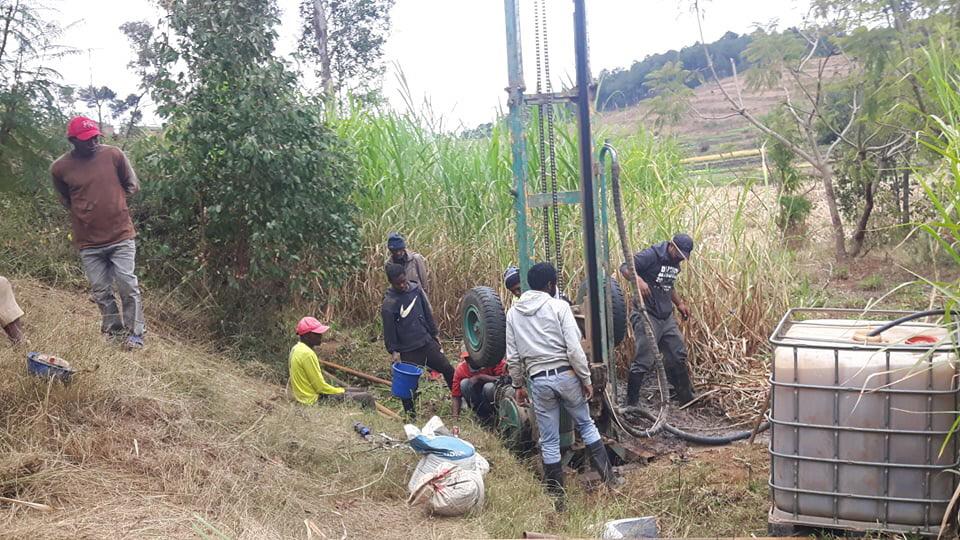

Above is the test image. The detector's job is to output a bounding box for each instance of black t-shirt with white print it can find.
[632,241,681,320]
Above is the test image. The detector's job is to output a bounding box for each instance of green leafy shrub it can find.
[138,0,360,351]
[857,274,884,291]
[776,194,812,231]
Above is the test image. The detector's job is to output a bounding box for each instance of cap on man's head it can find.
[387,232,406,250]
[296,316,330,336]
[66,116,101,141]
[672,233,694,257]
[503,266,520,289]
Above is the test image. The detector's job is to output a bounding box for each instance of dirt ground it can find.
[616,439,771,537]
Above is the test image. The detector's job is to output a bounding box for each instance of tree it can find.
[811,0,960,233]
[141,0,360,339]
[109,93,142,140]
[690,1,942,262]
[0,0,72,191]
[596,30,753,111]
[77,85,116,126]
[110,21,159,141]
[298,0,395,102]
[644,61,695,130]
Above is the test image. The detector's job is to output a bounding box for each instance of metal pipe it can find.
[572,0,603,361]
[504,0,533,289]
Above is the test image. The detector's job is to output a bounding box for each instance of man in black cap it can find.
[503,266,522,299]
[386,232,430,294]
[620,233,696,406]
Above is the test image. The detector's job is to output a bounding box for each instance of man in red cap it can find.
[50,116,145,349]
[289,317,374,408]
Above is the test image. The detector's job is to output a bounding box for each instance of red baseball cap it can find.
[296,316,330,336]
[66,116,101,141]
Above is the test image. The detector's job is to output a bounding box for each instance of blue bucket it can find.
[391,362,423,399]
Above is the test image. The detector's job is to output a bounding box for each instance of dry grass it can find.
[0,279,491,538]
[0,278,774,538]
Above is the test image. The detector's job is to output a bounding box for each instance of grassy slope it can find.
[0,278,771,538]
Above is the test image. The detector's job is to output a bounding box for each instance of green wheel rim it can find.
[464,304,483,351]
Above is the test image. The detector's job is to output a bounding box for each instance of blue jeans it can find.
[530,370,601,465]
[79,239,145,336]
[460,378,496,422]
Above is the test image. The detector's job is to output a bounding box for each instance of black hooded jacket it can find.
[381,282,438,353]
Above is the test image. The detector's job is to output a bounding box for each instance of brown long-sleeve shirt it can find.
[50,145,140,250]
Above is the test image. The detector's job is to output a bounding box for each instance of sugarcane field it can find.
[2,0,960,538]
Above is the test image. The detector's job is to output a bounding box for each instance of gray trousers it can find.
[80,239,145,336]
[629,311,690,387]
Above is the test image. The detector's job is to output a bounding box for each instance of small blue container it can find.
[391,362,423,399]
[26,352,75,383]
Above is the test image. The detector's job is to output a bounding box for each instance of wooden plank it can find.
[317,358,391,387]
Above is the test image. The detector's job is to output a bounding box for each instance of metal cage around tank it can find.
[767,308,960,537]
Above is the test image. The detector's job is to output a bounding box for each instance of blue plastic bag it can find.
[408,435,475,460]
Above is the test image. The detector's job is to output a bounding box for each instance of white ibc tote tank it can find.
[768,309,959,537]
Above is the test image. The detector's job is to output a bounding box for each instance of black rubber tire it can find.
[575,277,628,346]
[461,286,507,368]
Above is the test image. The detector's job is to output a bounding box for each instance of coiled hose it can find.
[602,142,769,445]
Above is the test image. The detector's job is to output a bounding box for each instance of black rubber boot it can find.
[587,440,624,489]
[669,367,696,406]
[542,462,566,512]
[400,398,417,419]
[625,371,645,407]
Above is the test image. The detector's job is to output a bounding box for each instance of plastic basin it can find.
[26,352,75,383]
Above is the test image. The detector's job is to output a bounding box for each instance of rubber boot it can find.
[400,398,417,419]
[669,366,696,406]
[542,462,566,512]
[587,440,624,489]
[625,371,645,407]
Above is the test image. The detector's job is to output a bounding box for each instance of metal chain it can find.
[532,0,551,263]
[540,0,563,292]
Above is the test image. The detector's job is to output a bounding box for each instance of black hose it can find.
[631,408,771,445]
[603,143,668,437]
[866,310,959,337]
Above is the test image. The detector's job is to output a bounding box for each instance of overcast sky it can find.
[49,0,807,129]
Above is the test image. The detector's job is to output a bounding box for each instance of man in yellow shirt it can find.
[0,276,26,344]
[289,317,374,408]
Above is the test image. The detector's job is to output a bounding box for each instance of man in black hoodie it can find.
[620,233,696,406]
[381,263,454,415]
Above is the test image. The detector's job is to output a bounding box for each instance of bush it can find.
[776,194,812,231]
[136,0,360,355]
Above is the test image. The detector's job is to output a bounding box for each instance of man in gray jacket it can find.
[505,262,620,511]
[386,232,430,294]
